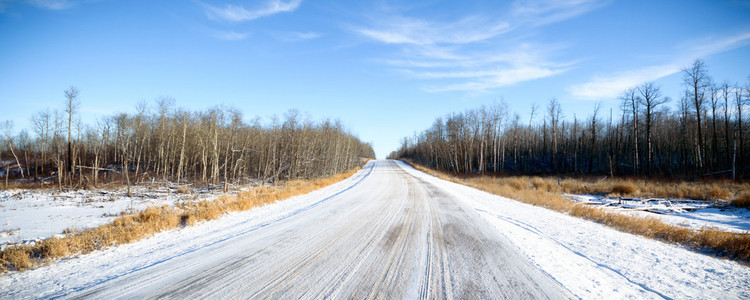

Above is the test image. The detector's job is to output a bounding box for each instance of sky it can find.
[1,0,749,159]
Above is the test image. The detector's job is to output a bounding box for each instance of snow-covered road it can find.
[1,160,748,299]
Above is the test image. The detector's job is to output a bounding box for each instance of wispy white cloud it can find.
[424,66,569,93]
[568,31,750,99]
[511,0,607,27]
[354,0,605,94]
[27,0,72,10]
[568,64,680,99]
[18,0,103,11]
[197,27,250,41]
[274,31,321,42]
[355,15,511,46]
[212,30,250,41]
[202,0,301,22]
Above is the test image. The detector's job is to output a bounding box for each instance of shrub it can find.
[0,247,33,272]
[506,177,526,190]
[733,192,750,208]
[611,183,638,195]
[709,187,730,200]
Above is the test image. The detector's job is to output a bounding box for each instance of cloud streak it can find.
[568,64,680,99]
[355,16,511,46]
[210,30,250,41]
[202,0,301,22]
[27,0,72,10]
[568,31,750,99]
[274,31,321,42]
[354,0,605,93]
[423,66,569,93]
[511,0,607,27]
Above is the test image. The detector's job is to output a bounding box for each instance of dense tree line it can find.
[1,95,375,191]
[390,59,750,180]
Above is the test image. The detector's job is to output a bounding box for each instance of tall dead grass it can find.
[0,167,362,273]
[408,163,750,264]
[460,174,749,204]
[734,192,750,208]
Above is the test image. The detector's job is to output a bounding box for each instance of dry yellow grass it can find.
[0,166,363,273]
[734,192,750,208]
[611,183,638,195]
[408,163,750,264]
[469,174,747,203]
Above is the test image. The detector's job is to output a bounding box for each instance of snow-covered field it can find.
[564,194,750,233]
[0,187,221,249]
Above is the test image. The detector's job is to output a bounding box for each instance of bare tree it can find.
[722,82,731,170]
[638,82,668,176]
[620,87,639,175]
[114,113,132,196]
[682,59,710,171]
[709,84,719,169]
[736,83,748,177]
[3,121,24,180]
[64,86,80,183]
[547,98,562,170]
[589,102,601,174]
[31,110,51,182]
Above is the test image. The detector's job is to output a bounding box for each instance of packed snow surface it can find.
[1,160,748,299]
[564,194,750,233]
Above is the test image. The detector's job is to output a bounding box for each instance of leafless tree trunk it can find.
[620,87,640,175]
[589,103,601,174]
[64,86,80,184]
[547,98,561,171]
[682,59,710,172]
[4,121,24,179]
[709,84,719,170]
[638,82,668,176]
[722,82,731,170]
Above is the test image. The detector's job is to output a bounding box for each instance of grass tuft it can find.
[733,192,750,208]
[611,183,638,195]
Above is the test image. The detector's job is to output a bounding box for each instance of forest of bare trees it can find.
[1,94,375,191]
[390,59,750,180]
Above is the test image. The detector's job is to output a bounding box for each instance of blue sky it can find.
[1,0,749,159]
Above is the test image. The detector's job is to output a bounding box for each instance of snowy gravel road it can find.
[2,160,748,299]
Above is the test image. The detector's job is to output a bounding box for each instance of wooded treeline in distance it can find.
[1,95,375,191]
[390,59,750,180]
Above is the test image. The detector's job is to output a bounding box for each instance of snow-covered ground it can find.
[564,194,750,233]
[1,161,748,299]
[0,188,221,249]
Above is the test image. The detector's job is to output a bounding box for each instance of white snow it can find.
[564,194,750,233]
[0,188,221,249]
[1,161,748,299]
